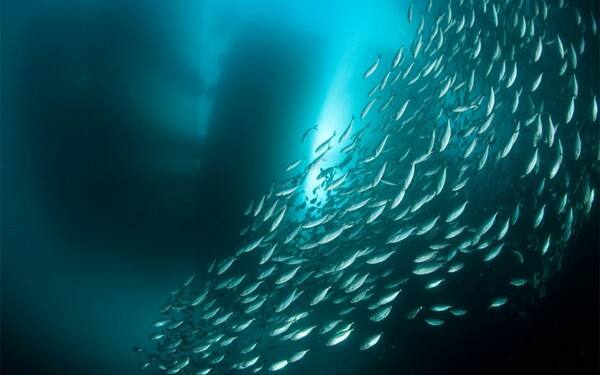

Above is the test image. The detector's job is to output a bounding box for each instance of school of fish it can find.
[139,0,598,373]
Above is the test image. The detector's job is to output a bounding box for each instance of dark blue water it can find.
[2,0,598,374]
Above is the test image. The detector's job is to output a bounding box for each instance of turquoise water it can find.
[2,0,598,374]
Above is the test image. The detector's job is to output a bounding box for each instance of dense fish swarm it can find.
[139,0,599,373]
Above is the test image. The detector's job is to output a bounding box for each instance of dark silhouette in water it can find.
[199,20,324,253]
[3,2,324,373]
[9,1,323,261]
[12,2,207,255]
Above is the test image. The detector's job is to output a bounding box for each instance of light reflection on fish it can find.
[139,0,599,373]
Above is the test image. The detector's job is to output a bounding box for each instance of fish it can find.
[142,2,599,373]
[531,72,544,92]
[327,327,354,346]
[366,250,396,265]
[439,119,451,152]
[524,149,538,176]
[216,256,236,275]
[276,289,300,313]
[407,1,415,23]
[370,306,393,322]
[431,304,452,312]
[268,360,289,372]
[447,262,465,273]
[285,157,305,172]
[318,224,351,245]
[533,36,543,62]
[506,61,518,88]
[489,297,508,308]
[270,208,287,233]
[360,333,382,350]
[484,244,503,262]
[338,116,354,144]
[425,318,445,326]
[425,279,445,289]
[310,286,331,306]
[315,131,338,154]
[533,205,546,228]
[413,263,443,275]
[406,306,423,320]
[292,325,317,341]
[301,125,318,143]
[486,87,495,116]
[446,201,468,223]
[289,349,310,363]
[392,46,404,70]
[239,236,264,254]
[510,278,527,287]
[253,195,265,217]
[363,54,382,79]
[361,97,379,120]
[377,290,401,306]
[414,250,438,264]
[275,265,301,285]
[566,96,575,123]
[387,226,416,244]
[395,98,411,121]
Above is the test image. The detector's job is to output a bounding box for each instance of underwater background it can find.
[2,0,599,374]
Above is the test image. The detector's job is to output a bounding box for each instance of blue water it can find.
[2,0,598,374]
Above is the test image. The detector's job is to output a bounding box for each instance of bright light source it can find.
[303,58,354,208]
